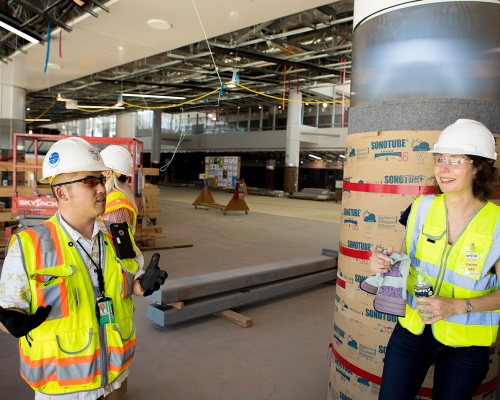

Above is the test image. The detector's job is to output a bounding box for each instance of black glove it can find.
[139,253,168,296]
[0,306,52,338]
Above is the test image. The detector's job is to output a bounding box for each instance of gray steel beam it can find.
[147,269,336,326]
[145,255,336,304]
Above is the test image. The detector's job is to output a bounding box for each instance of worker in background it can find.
[100,145,139,234]
[370,119,500,400]
[0,137,167,400]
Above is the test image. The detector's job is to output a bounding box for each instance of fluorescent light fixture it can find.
[78,105,125,109]
[25,119,51,122]
[309,154,322,160]
[121,93,185,100]
[339,154,345,158]
[0,21,39,44]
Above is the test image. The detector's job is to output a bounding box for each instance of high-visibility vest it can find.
[399,194,500,346]
[12,213,139,395]
[104,190,137,234]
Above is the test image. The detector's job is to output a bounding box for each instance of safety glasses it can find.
[433,155,474,170]
[52,175,107,188]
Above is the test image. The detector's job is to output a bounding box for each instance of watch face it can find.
[465,300,473,312]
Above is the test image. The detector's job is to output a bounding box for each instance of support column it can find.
[284,91,302,193]
[77,119,86,136]
[0,61,26,149]
[151,109,162,183]
[265,160,276,189]
[330,2,500,400]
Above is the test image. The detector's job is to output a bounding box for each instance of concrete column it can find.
[152,109,162,164]
[0,61,26,149]
[77,119,87,136]
[150,109,162,183]
[265,160,276,189]
[331,2,500,399]
[247,107,251,131]
[284,91,302,193]
[115,113,137,138]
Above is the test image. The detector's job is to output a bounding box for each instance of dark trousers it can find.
[379,322,489,400]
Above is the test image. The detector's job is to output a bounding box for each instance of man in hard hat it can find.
[0,137,167,400]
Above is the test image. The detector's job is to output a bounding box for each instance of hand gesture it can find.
[369,246,394,274]
[0,306,52,338]
[139,253,168,296]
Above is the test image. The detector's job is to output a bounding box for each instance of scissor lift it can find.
[8,133,144,236]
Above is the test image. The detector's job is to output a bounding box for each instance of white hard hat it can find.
[40,137,107,184]
[428,119,497,161]
[100,145,133,177]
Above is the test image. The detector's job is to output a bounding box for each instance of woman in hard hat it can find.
[370,119,500,400]
[100,145,139,234]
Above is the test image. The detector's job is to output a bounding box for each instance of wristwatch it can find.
[464,299,473,314]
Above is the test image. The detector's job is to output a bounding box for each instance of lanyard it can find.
[76,232,105,297]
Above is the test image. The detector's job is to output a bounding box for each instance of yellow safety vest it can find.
[399,194,500,346]
[104,191,137,234]
[11,213,139,395]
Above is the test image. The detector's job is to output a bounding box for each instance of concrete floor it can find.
[0,186,341,400]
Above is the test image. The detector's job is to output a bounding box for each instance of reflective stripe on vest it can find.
[14,213,139,395]
[399,195,500,346]
[105,191,137,234]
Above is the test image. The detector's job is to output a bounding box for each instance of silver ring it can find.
[429,312,434,319]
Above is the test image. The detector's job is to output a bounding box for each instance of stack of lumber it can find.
[289,188,331,201]
[141,168,161,224]
[258,189,287,197]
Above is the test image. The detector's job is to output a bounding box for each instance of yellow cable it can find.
[234,83,349,105]
[31,97,59,120]
[30,83,349,120]
[77,108,112,113]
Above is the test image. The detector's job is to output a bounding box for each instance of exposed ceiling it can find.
[5,0,354,125]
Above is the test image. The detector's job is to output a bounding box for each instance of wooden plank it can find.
[0,210,17,222]
[198,202,225,210]
[167,302,184,310]
[143,168,160,176]
[214,310,252,328]
[223,197,250,213]
[0,186,52,197]
[140,244,193,251]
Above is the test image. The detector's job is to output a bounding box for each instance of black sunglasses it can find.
[52,175,107,188]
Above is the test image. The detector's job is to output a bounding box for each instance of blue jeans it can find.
[379,322,489,400]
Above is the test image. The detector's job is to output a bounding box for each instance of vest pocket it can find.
[115,257,134,300]
[34,276,77,320]
[416,224,446,266]
[55,328,99,387]
[108,318,136,374]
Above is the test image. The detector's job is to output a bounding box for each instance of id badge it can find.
[463,252,480,278]
[96,297,115,325]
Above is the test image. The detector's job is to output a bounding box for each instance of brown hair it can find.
[429,156,498,201]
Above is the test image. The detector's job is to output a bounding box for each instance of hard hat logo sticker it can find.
[88,148,101,161]
[48,152,60,168]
